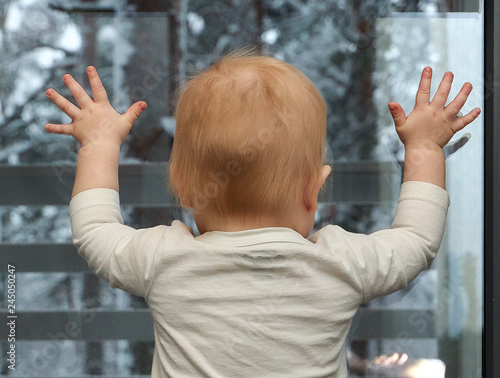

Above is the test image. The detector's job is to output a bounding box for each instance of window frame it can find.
[483,0,500,376]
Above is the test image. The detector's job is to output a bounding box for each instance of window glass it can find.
[0,0,483,376]
[365,12,484,378]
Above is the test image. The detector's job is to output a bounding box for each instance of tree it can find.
[0,0,79,164]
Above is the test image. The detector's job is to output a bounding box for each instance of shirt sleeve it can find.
[70,188,166,298]
[314,181,450,303]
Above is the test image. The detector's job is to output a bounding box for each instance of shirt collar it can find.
[195,227,311,247]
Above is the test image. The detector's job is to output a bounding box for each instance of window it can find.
[0,0,493,376]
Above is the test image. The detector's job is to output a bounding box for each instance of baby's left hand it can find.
[45,66,147,148]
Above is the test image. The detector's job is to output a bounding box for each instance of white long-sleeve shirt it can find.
[70,181,449,377]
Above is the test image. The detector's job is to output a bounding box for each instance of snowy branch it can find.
[2,63,76,131]
[0,140,32,162]
[20,43,78,58]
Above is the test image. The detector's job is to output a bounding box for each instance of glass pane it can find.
[0,0,483,376]
[356,11,483,378]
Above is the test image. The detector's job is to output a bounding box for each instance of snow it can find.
[59,24,82,51]
[262,28,280,45]
[35,48,65,68]
[187,12,205,35]
[4,3,22,31]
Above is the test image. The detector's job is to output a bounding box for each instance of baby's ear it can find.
[303,165,332,212]
[318,165,332,188]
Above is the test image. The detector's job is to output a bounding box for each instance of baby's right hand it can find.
[388,67,480,154]
[45,66,147,148]
[387,67,480,188]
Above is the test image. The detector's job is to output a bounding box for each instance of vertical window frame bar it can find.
[483,0,500,376]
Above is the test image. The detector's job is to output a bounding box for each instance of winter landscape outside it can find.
[0,0,483,376]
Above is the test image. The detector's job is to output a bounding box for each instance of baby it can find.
[45,50,479,377]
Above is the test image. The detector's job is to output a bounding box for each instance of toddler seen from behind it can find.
[45,49,480,377]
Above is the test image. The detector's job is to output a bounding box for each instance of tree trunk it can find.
[81,11,103,375]
[254,0,265,50]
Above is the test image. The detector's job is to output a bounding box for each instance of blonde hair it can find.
[169,49,327,219]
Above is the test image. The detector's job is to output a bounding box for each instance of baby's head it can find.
[170,49,329,233]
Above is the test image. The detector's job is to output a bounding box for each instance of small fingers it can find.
[397,353,409,365]
[46,88,80,119]
[432,71,454,108]
[388,102,407,128]
[415,66,433,105]
[123,101,147,124]
[86,66,108,103]
[63,73,92,108]
[381,353,399,367]
[452,107,481,133]
[445,82,473,118]
[44,122,75,137]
